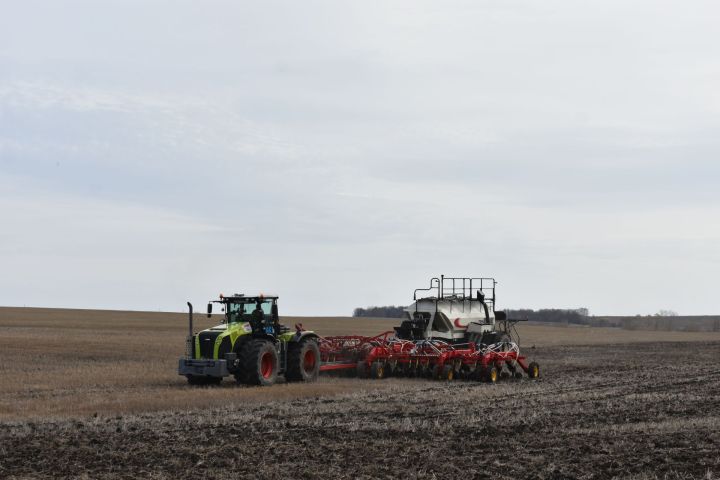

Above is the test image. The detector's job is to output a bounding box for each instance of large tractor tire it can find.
[238,339,279,386]
[286,338,321,382]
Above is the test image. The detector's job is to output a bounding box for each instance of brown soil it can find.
[1,339,719,479]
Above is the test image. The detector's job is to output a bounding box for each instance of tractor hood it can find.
[195,322,253,360]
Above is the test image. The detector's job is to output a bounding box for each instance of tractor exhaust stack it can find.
[186,302,193,358]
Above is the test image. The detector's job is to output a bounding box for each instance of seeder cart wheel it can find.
[432,364,441,380]
[484,366,499,383]
[528,362,540,379]
[356,360,369,379]
[370,362,385,379]
[441,364,454,381]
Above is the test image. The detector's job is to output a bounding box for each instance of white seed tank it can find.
[396,276,502,344]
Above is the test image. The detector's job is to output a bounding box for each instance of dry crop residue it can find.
[1,341,719,479]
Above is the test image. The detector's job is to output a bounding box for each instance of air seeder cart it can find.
[317,276,540,382]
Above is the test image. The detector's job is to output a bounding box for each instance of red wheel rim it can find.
[260,352,274,379]
[303,349,316,372]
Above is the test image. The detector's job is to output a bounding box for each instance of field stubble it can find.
[1,307,719,479]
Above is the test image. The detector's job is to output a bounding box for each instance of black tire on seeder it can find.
[370,361,385,379]
[484,365,499,383]
[527,361,540,379]
[356,360,369,378]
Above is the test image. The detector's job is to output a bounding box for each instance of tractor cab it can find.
[208,294,287,336]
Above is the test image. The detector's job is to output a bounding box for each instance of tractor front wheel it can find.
[286,338,321,382]
[238,339,279,386]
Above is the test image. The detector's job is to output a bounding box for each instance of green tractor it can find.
[178,294,320,386]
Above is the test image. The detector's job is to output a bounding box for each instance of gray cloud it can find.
[1,1,719,315]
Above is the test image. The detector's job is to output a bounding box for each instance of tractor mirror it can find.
[495,310,507,321]
[207,303,213,317]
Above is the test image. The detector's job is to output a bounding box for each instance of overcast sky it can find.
[1,1,719,316]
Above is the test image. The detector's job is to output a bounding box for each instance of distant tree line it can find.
[618,315,719,332]
[353,306,406,318]
[505,308,593,325]
[353,306,593,322]
[350,306,719,332]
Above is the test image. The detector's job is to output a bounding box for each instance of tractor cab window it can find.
[226,300,274,323]
[227,303,250,323]
[257,300,273,316]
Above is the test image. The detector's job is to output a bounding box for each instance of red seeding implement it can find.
[180,275,539,386]
[318,276,540,382]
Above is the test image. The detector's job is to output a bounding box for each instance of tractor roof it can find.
[214,294,278,302]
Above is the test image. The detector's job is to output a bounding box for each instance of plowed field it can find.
[1,308,719,479]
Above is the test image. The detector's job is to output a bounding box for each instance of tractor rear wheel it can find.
[238,339,279,386]
[286,338,321,382]
[528,361,540,379]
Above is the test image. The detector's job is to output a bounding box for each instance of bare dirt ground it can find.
[1,307,719,479]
